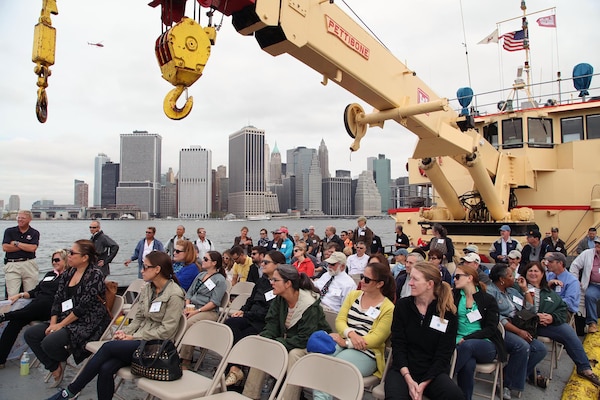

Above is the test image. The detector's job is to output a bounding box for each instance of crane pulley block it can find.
[32,22,56,67]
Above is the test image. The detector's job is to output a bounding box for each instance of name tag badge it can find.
[150,301,162,312]
[437,238,444,244]
[264,290,276,301]
[43,276,54,282]
[360,231,365,236]
[466,309,482,323]
[366,306,381,319]
[329,288,342,297]
[555,286,562,293]
[556,247,562,251]
[430,315,448,333]
[512,296,524,307]
[204,279,216,291]
[515,272,521,279]
[281,244,286,248]
[61,299,74,312]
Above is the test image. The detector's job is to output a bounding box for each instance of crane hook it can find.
[163,85,193,120]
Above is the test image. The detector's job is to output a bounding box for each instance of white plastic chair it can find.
[137,320,234,400]
[199,335,289,400]
[276,353,364,400]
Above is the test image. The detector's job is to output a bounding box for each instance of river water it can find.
[0,218,397,287]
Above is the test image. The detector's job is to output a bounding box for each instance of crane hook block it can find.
[155,17,215,119]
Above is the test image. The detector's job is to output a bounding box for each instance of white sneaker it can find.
[503,387,512,400]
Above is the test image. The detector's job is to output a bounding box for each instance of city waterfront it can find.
[0,217,398,287]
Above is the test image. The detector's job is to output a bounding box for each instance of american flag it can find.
[501,30,526,52]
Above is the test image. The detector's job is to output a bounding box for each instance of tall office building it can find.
[178,146,212,219]
[116,131,162,217]
[0,200,4,211]
[354,170,382,216]
[318,139,330,178]
[322,171,352,215]
[269,143,282,184]
[93,153,110,206]
[8,195,20,211]
[368,154,392,212]
[286,147,322,214]
[228,126,266,218]
[101,162,120,207]
[216,165,227,212]
[74,179,89,208]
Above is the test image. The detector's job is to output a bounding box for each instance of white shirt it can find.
[314,271,357,312]
[346,253,369,275]
[195,238,214,260]
[143,240,154,260]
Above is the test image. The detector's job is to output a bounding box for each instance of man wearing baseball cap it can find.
[463,244,491,263]
[570,236,600,333]
[520,229,551,273]
[314,252,356,312]
[489,225,522,264]
[391,248,409,278]
[542,227,567,256]
[460,252,491,284]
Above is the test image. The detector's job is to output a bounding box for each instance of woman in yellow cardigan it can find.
[314,262,395,400]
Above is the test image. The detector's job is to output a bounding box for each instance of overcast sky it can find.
[1,0,598,208]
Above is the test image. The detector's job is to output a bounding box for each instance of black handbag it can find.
[511,308,540,338]
[130,339,182,381]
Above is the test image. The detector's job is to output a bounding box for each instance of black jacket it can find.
[91,230,119,275]
[452,288,507,362]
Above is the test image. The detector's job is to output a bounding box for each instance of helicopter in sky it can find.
[87,41,104,47]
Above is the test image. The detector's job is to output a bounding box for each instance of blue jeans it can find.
[585,283,600,325]
[454,339,497,400]
[538,323,591,372]
[503,331,546,391]
[68,340,140,400]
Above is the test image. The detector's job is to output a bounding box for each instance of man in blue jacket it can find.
[489,225,522,263]
[124,226,164,278]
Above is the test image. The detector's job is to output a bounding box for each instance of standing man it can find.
[306,226,321,258]
[231,245,253,286]
[542,227,567,256]
[353,216,374,255]
[577,227,598,255]
[394,225,410,250]
[194,227,214,262]
[569,237,600,333]
[520,229,550,273]
[166,225,188,259]
[314,252,356,312]
[2,210,40,297]
[346,241,369,275]
[545,252,580,314]
[89,220,119,277]
[322,226,344,251]
[489,225,523,264]
[124,226,164,278]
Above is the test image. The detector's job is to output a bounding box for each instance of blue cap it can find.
[499,225,511,231]
[393,248,409,256]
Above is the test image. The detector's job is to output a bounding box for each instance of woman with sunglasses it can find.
[222,251,286,386]
[45,251,185,400]
[179,250,228,369]
[452,264,506,400]
[0,249,69,370]
[292,242,315,277]
[314,262,395,400]
[222,249,235,282]
[243,264,330,399]
[25,240,111,388]
[173,239,200,291]
[487,264,547,398]
[523,261,600,386]
[385,261,463,400]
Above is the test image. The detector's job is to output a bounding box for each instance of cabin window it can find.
[483,122,498,147]
[587,114,600,139]
[561,116,583,143]
[501,118,523,148]
[527,118,553,147]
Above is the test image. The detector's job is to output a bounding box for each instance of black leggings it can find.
[384,368,464,400]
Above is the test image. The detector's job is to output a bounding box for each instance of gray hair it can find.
[407,252,425,262]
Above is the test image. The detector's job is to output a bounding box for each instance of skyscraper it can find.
[354,170,382,216]
[216,165,227,212]
[116,131,162,217]
[269,142,282,184]
[368,154,392,212]
[8,195,20,211]
[101,162,120,207]
[178,146,212,219]
[228,126,266,218]
[318,138,330,178]
[322,171,352,215]
[286,147,322,214]
[74,179,89,208]
[93,153,110,206]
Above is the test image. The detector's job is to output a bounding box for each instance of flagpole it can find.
[496,6,555,25]
[459,0,475,108]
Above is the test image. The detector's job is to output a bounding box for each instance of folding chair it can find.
[537,335,559,379]
[229,281,255,304]
[121,279,146,314]
[473,323,505,400]
[198,335,289,400]
[217,293,251,323]
[137,320,234,400]
[322,308,338,332]
[276,353,363,400]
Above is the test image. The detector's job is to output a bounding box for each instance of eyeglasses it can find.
[360,274,379,284]
[429,257,439,260]
[173,249,184,254]
[142,264,157,270]
[89,226,98,229]
[68,250,81,256]
[261,260,274,265]
[454,273,469,281]
[356,247,366,250]
[52,258,61,263]
[269,278,283,283]
[203,257,212,262]
[251,252,259,256]
[197,231,206,234]
[145,231,153,234]
[293,249,302,252]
